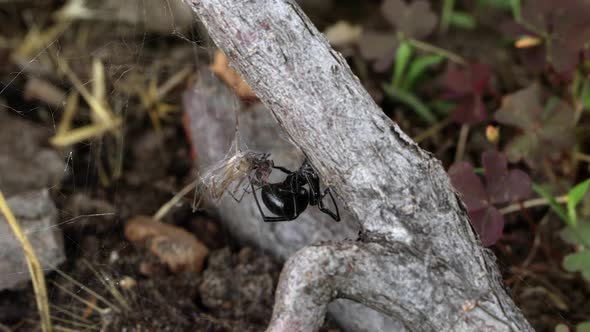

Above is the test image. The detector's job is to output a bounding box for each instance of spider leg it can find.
[272,165,294,174]
[226,186,248,203]
[318,187,340,222]
[303,173,340,222]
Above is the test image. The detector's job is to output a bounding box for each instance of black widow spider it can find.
[247,159,340,222]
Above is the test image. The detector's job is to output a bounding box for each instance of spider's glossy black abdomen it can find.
[261,183,308,218]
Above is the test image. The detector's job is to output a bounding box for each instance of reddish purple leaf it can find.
[482,150,532,204]
[504,0,590,72]
[494,83,576,166]
[448,162,489,212]
[451,95,486,125]
[469,206,504,246]
[448,150,531,246]
[482,150,508,188]
[442,63,493,125]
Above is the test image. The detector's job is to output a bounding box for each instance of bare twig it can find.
[183,0,533,331]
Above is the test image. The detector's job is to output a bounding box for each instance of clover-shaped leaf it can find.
[563,250,590,281]
[494,83,576,167]
[505,0,590,72]
[359,0,437,72]
[358,32,399,72]
[441,62,493,124]
[560,221,590,247]
[381,0,438,39]
[448,150,532,246]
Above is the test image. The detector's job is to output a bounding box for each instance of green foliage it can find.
[440,0,455,33]
[428,100,455,116]
[568,179,590,227]
[534,184,570,225]
[402,54,444,91]
[554,323,569,332]
[534,179,590,228]
[552,179,590,284]
[578,321,590,332]
[383,41,445,124]
[382,84,436,124]
[563,251,590,280]
[393,41,413,87]
[476,0,514,10]
[581,80,590,111]
[449,11,477,30]
[560,221,590,247]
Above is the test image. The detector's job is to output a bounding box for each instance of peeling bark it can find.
[182,0,533,331]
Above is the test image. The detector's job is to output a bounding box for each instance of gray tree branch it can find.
[182,0,533,331]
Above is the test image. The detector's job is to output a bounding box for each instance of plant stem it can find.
[500,195,568,215]
[454,124,470,162]
[440,0,455,34]
[407,38,466,65]
[153,179,200,220]
[0,191,52,332]
[382,84,437,124]
[413,117,452,143]
[574,152,590,164]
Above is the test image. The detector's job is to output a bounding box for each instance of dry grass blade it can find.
[50,305,92,325]
[51,120,122,146]
[56,92,79,136]
[15,22,70,59]
[50,316,97,330]
[57,57,115,126]
[50,57,122,148]
[0,190,52,332]
[53,325,86,332]
[0,323,12,332]
[54,268,121,313]
[51,281,107,315]
[82,261,130,311]
[153,178,200,220]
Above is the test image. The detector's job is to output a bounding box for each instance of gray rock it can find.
[0,111,65,196]
[0,190,65,290]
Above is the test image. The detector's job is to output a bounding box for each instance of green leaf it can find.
[560,221,590,246]
[554,323,569,332]
[402,54,444,91]
[440,0,455,33]
[568,179,590,227]
[580,80,590,110]
[476,0,513,10]
[510,0,522,22]
[393,41,413,88]
[563,250,590,281]
[533,184,570,225]
[429,100,455,116]
[383,84,437,124]
[577,321,590,332]
[449,11,477,30]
